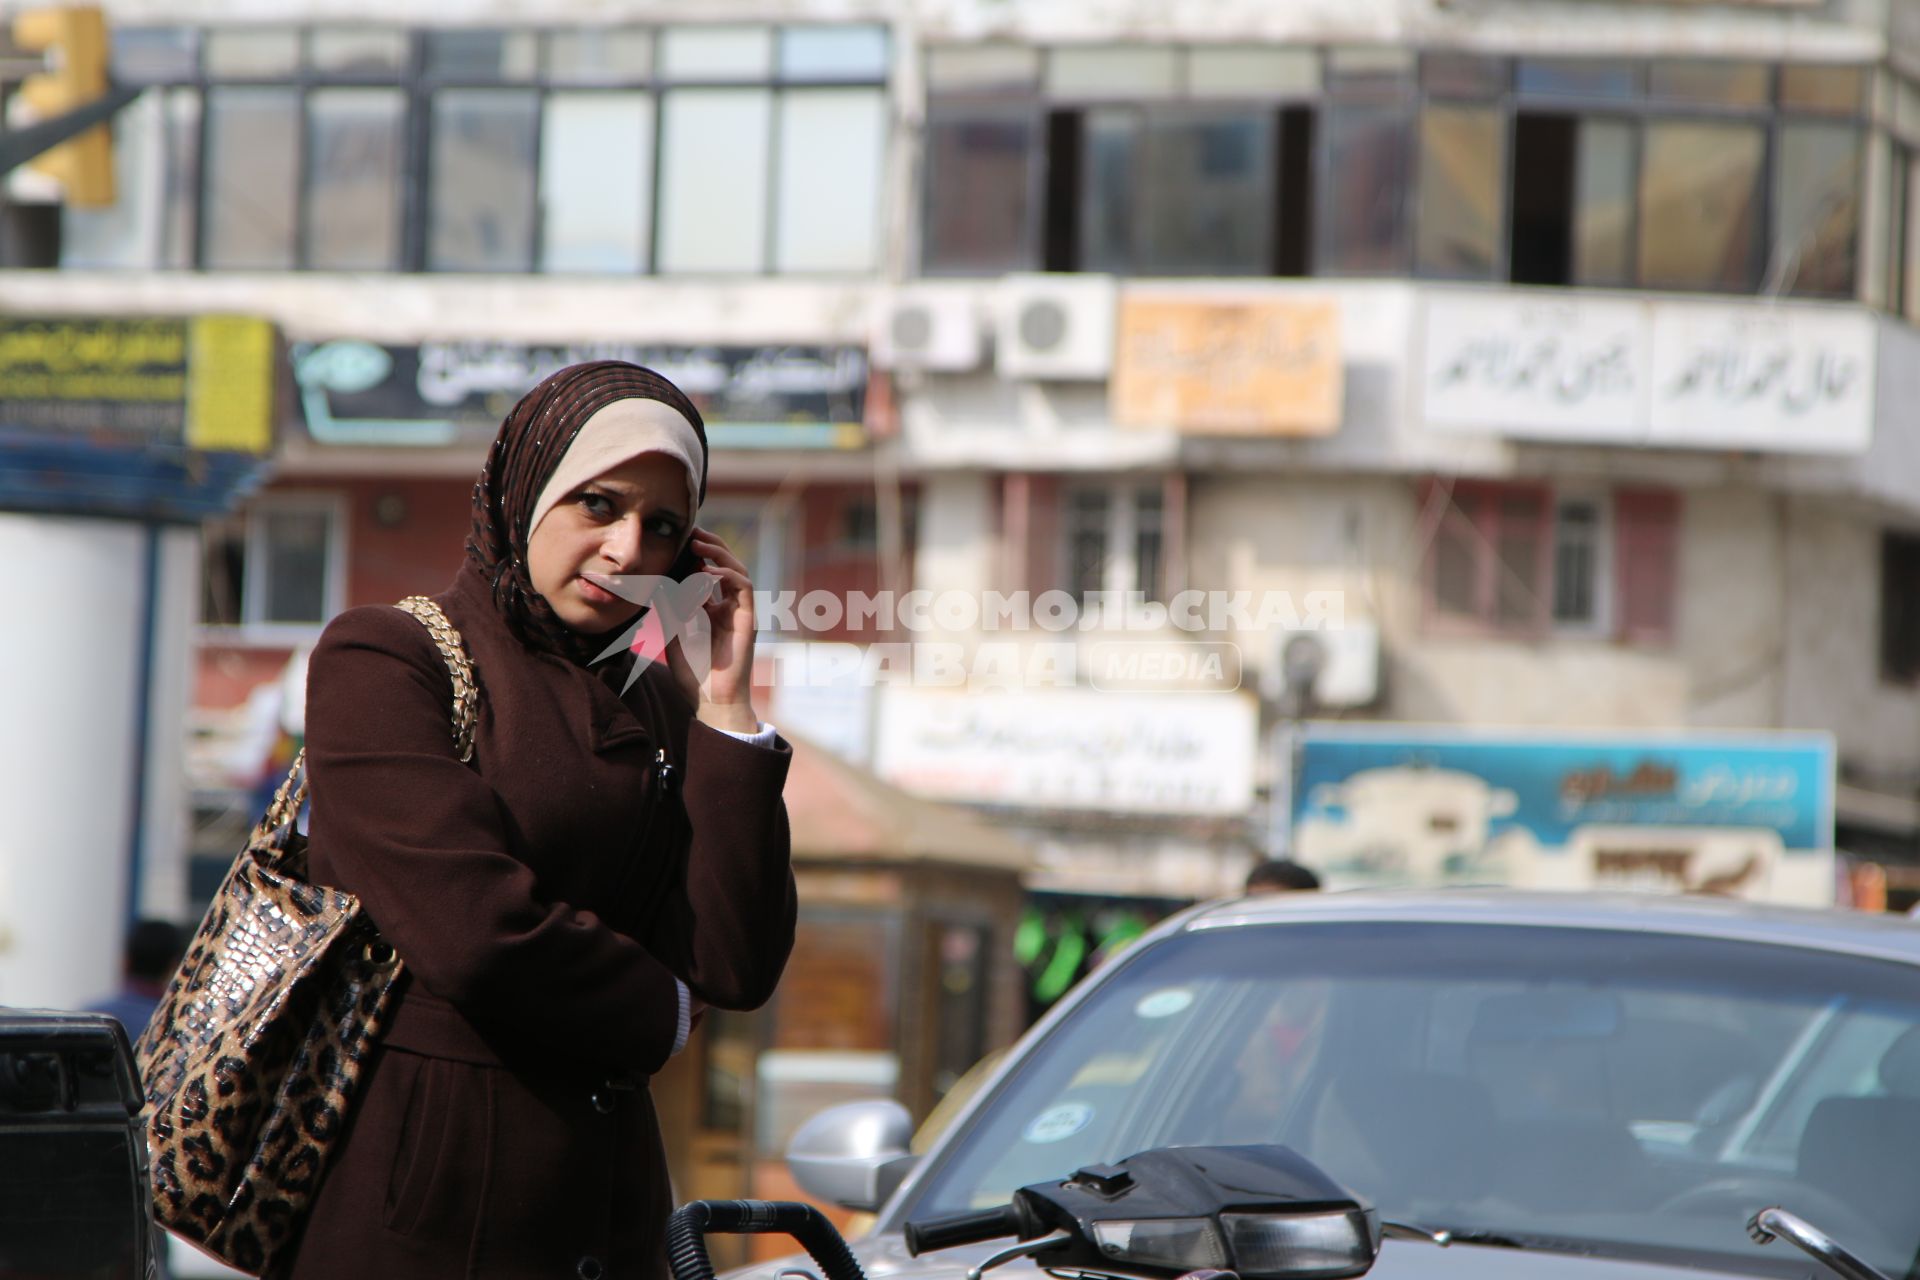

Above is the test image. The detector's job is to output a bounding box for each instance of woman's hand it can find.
[666,527,760,733]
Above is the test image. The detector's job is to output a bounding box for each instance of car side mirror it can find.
[786,1099,921,1213]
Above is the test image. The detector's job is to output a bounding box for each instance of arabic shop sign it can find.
[292,340,869,449]
[0,315,276,454]
[1421,292,1875,454]
[873,687,1258,817]
[1292,725,1836,906]
[1110,292,1343,436]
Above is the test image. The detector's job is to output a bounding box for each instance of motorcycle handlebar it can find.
[904,1204,1029,1256]
[667,1201,868,1280]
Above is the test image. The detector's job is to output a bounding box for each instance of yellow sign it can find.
[186,316,276,454]
[1111,295,1342,436]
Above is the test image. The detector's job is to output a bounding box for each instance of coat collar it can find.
[442,562,661,756]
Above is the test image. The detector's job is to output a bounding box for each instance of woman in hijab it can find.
[287,360,795,1279]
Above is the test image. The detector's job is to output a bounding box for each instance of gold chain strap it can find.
[396,596,479,764]
[261,598,479,832]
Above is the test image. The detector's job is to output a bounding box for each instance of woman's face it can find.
[527,451,691,633]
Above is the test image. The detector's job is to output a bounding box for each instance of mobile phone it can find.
[668,540,703,582]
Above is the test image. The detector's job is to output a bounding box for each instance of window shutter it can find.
[1614,488,1681,647]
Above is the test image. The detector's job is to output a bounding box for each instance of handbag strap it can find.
[263,597,480,830]
[395,595,480,764]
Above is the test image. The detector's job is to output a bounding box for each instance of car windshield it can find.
[893,921,1920,1278]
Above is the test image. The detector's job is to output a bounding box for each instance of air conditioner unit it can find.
[1266,621,1381,708]
[995,273,1117,381]
[870,286,984,372]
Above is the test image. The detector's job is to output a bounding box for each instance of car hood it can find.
[726,1232,1773,1280]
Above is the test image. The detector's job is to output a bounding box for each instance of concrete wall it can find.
[1181,472,1920,782]
[1780,497,1920,780]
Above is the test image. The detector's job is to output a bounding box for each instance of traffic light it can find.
[11,5,114,208]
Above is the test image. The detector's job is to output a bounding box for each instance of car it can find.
[772,890,1920,1280]
[0,1009,161,1279]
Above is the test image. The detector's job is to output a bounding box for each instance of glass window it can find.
[657,88,773,272]
[424,29,536,80]
[1140,111,1274,275]
[427,89,539,271]
[62,93,168,268]
[1773,122,1859,297]
[1574,118,1635,286]
[1416,103,1504,279]
[1553,498,1604,628]
[926,44,1040,92]
[161,89,200,269]
[309,28,408,76]
[1892,146,1910,316]
[780,26,888,81]
[1422,53,1507,98]
[775,90,886,272]
[204,29,298,78]
[1080,110,1139,274]
[307,88,406,271]
[1081,109,1273,276]
[1134,488,1164,602]
[1780,65,1867,115]
[1187,47,1319,99]
[1903,148,1920,322]
[660,26,775,81]
[202,87,299,270]
[544,29,653,82]
[259,508,334,625]
[1321,104,1413,274]
[1067,489,1110,603]
[1516,59,1638,100]
[1647,61,1770,109]
[111,28,198,82]
[922,111,1037,274]
[540,93,654,273]
[1047,47,1180,99]
[1638,120,1766,291]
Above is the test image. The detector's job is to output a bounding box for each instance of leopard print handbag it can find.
[133,596,478,1277]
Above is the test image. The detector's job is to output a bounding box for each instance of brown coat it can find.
[285,564,796,1280]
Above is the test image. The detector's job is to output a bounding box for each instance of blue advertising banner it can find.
[1292,725,1836,904]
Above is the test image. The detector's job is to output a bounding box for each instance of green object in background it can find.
[1034,919,1087,1005]
[1013,907,1049,969]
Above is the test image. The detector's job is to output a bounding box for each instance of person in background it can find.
[1245,859,1322,895]
[87,919,184,1041]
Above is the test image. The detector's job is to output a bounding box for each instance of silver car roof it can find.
[1182,888,1920,966]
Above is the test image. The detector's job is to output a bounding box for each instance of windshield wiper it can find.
[1382,1222,1532,1250]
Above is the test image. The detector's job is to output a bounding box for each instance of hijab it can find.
[466,360,709,665]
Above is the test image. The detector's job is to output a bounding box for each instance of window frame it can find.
[113,22,889,277]
[199,490,349,643]
[1061,479,1167,617]
[1420,479,1675,647]
[1881,529,1920,687]
[1549,489,1615,638]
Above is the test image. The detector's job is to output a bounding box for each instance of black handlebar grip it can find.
[904,1205,1026,1256]
[667,1201,869,1280]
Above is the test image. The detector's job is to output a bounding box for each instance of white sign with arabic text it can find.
[1421,291,1877,455]
[873,687,1258,817]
